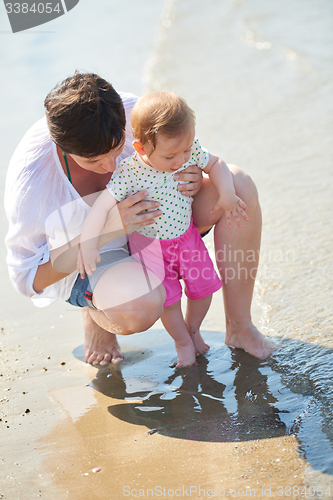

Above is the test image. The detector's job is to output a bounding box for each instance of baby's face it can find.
[143,129,195,173]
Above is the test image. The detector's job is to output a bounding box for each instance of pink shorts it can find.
[129,219,222,307]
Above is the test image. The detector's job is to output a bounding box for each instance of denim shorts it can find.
[66,247,137,309]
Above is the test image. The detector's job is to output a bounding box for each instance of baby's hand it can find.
[211,194,249,228]
[77,246,85,279]
[77,244,101,278]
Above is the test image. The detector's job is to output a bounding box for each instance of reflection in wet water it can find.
[88,330,333,475]
[100,351,289,442]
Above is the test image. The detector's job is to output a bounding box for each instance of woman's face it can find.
[70,143,125,174]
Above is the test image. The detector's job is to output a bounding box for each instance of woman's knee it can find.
[230,165,259,213]
[103,283,165,335]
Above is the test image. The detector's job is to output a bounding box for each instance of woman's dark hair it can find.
[44,71,126,158]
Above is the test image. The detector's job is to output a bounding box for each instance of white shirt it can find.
[107,138,209,239]
[4,92,138,307]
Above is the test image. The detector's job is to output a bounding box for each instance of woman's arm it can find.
[33,259,72,293]
[33,190,162,293]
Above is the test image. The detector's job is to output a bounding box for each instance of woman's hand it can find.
[112,191,162,234]
[173,165,202,197]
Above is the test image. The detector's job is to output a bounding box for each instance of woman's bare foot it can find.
[186,325,210,356]
[225,320,280,359]
[175,337,197,368]
[82,308,124,366]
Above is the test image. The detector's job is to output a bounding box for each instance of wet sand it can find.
[1,291,332,499]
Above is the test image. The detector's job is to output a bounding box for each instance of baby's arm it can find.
[78,189,117,277]
[203,154,249,228]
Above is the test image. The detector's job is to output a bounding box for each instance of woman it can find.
[5,71,277,366]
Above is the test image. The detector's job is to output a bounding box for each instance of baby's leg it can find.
[161,301,196,368]
[185,295,212,356]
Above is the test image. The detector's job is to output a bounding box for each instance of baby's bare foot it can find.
[186,326,210,357]
[175,338,196,368]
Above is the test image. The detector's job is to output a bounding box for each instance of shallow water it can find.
[85,329,333,476]
[1,0,333,486]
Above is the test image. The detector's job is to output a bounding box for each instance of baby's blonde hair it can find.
[131,91,195,148]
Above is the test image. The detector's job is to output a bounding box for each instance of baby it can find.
[78,91,248,367]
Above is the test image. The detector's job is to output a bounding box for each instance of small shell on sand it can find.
[92,467,101,473]
[147,428,158,435]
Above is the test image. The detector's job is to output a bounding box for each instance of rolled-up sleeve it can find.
[5,202,51,297]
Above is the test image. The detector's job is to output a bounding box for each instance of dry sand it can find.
[1,293,332,499]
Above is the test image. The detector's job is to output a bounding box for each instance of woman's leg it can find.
[192,165,278,359]
[83,261,166,365]
[83,308,123,366]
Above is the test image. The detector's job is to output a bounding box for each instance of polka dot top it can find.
[107,138,209,239]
